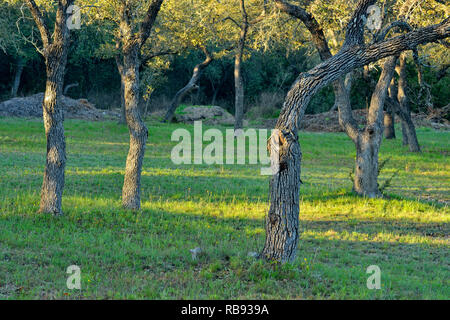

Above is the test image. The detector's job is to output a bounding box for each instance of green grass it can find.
[175,104,214,115]
[0,118,448,299]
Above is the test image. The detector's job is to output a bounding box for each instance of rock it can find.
[175,105,248,126]
[248,251,259,258]
[0,93,119,121]
[189,247,202,260]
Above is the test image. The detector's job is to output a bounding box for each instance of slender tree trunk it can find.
[121,46,148,210]
[234,53,244,130]
[11,57,24,98]
[163,47,213,122]
[234,0,248,132]
[115,57,126,124]
[383,106,396,139]
[397,53,420,152]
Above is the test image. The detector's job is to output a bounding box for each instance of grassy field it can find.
[0,118,448,299]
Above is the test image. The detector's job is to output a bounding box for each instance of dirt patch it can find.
[0,93,120,121]
[258,109,450,132]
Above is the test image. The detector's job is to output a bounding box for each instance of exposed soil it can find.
[259,109,450,132]
[0,93,120,121]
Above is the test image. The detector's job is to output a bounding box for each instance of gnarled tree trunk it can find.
[163,47,213,123]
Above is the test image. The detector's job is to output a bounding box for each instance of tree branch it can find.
[139,0,164,49]
[25,0,50,48]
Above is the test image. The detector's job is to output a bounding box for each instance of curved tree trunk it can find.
[260,0,449,262]
[163,47,213,123]
[397,53,420,152]
[11,57,24,98]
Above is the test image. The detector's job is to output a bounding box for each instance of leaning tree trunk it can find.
[121,45,148,210]
[397,53,420,152]
[11,57,24,98]
[163,47,213,123]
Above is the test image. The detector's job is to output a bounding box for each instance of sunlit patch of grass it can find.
[0,118,448,299]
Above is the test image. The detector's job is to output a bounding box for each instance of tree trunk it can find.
[163,47,213,123]
[24,0,73,215]
[11,57,24,98]
[353,132,381,198]
[397,53,420,152]
[234,53,244,131]
[383,106,396,139]
[260,0,449,262]
[353,57,397,197]
[116,57,126,125]
[401,121,409,145]
[261,130,301,262]
[234,0,249,132]
[40,58,67,215]
[121,45,148,210]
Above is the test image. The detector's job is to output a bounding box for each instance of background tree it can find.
[0,1,39,97]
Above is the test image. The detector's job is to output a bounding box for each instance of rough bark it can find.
[261,129,301,262]
[234,0,249,132]
[262,0,449,262]
[11,57,24,98]
[163,47,213,122]
[25,0,73,215]
[121,45,148,210]
[117,0,163,210]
